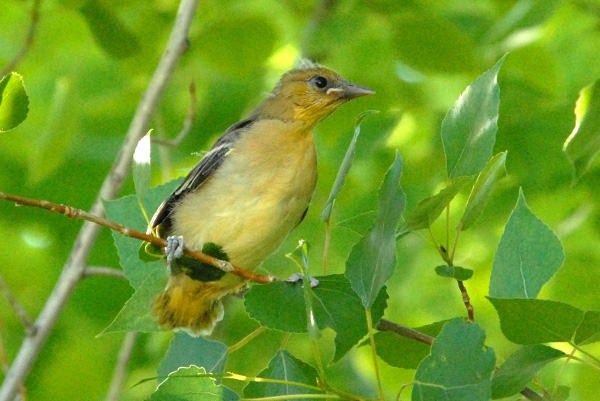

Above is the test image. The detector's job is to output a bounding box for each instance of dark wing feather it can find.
[150,118,255,230]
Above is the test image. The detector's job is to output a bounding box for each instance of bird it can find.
[150,62,374,336]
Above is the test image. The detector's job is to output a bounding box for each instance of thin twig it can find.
[0,273,34,334]
[152,81,197,147]
[456,280,474,321]
[0,1,200,399]
[0,0,42,78]
[0,192,275,285]
[83,267,127,280]
[104,332,137,401]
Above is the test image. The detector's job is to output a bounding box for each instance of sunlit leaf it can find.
[442,56,505,179]
[244,275,388,362]
[574,311,600,345]
[491,345,564,399]
[346,151,404,308]
[563,79,600,180]
[374,321,445,370]
[158,334,228,378]
[0,72,29,132]
[488,297,584,344]
[412,319,495,401]
[133,131,152,201]
[461,152,507,231]
[397,176,472,238]
[321,110,378,223]
[99,269,167,335]
[151,366,239,401]
[489,189,565,299]
[243,350,323,399]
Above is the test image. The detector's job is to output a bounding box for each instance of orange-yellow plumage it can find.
[151,64,374,336]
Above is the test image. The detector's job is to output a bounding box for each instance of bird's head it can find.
[255,65,374,126]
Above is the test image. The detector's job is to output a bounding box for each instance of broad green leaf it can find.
[27,77,76,185]
[346,151,404,308]
[243,350,323,399]
[158,334,228,378]
[100,269,167,335]
[442,57,504,179]
[374,321,445,370]
[79,1,140,59]
[392,13,480,73]
[103,179,182,289]
[554,386,571,401]
[286,240,320,340]
[133,131,152,201]
[412,319,495,401]
[563,79,600,180]
[488,298,584,344]
[397,176,472,238]
[321,110,378,222]
[574,311,600,345]
[151,366,239,401]
[435,265,473,281]
[0,72,29,132]
[244,274,388,362]
[461,152,507,231]
[489,189,565,299]
[491,344,565,399]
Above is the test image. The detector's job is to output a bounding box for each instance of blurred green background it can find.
[1,0,600,399]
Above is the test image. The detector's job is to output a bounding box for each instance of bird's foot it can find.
[286,273,320,288]
[165,235,184,273]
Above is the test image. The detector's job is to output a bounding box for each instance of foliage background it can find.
[1,0,600,399]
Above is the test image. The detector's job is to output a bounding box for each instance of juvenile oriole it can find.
[150,63,374,336]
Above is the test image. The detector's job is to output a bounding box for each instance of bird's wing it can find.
[150,118,255,230]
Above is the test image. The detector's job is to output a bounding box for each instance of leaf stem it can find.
[311,337,327,383]
[553,347,576,396]
[228,326,267,353]
[571,342,600,366]
[240,394,341,401]
[446,204,450,251]
[366,308,385,400]
[323,219,331,275]
[394,382,413,401]
[456,280,474,321]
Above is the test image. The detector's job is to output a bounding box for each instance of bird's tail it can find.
[153,273,243,336]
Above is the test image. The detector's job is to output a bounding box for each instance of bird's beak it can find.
[329,81,375,100]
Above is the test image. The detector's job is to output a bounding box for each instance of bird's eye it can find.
[312,76,328,89]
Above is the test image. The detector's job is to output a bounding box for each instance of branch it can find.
[0,0,42,78]
[0,1,200,399]
[457,280,474,321]
[0,192,275,284]
[0,273,34,335]
[83,267,127,280]
[104,332,137,401]
[152,81,197,147]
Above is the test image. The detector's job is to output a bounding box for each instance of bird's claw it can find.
[165,235,184,273]
[286,273,320,288]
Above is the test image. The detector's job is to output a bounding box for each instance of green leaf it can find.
[460,152,507,231]
[489,189,565,299]
[286,241,320,340]
[133,132,152,201]
[435,265,473,281]
[488,298,584,344]
[151,366,239,401]
[397,176,472,238]
[158,334,228,378]
[103,178,182,289]
[374,321,445,369]
[243,350,323,399]
[554,386,571,401]
[412,319,495,401]
[346,151,404,308]
[244,274,388,362]
[563,79,600,180]
[574,311,600,345]
[79,0,140,59]
[321,110,379,223]
[442,56,505,179]
[100,269,167,335]
[0,72,29,132]
[491,344,565,399]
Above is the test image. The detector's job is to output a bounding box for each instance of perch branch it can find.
[0,192,275,284]
[0,1,200,399]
